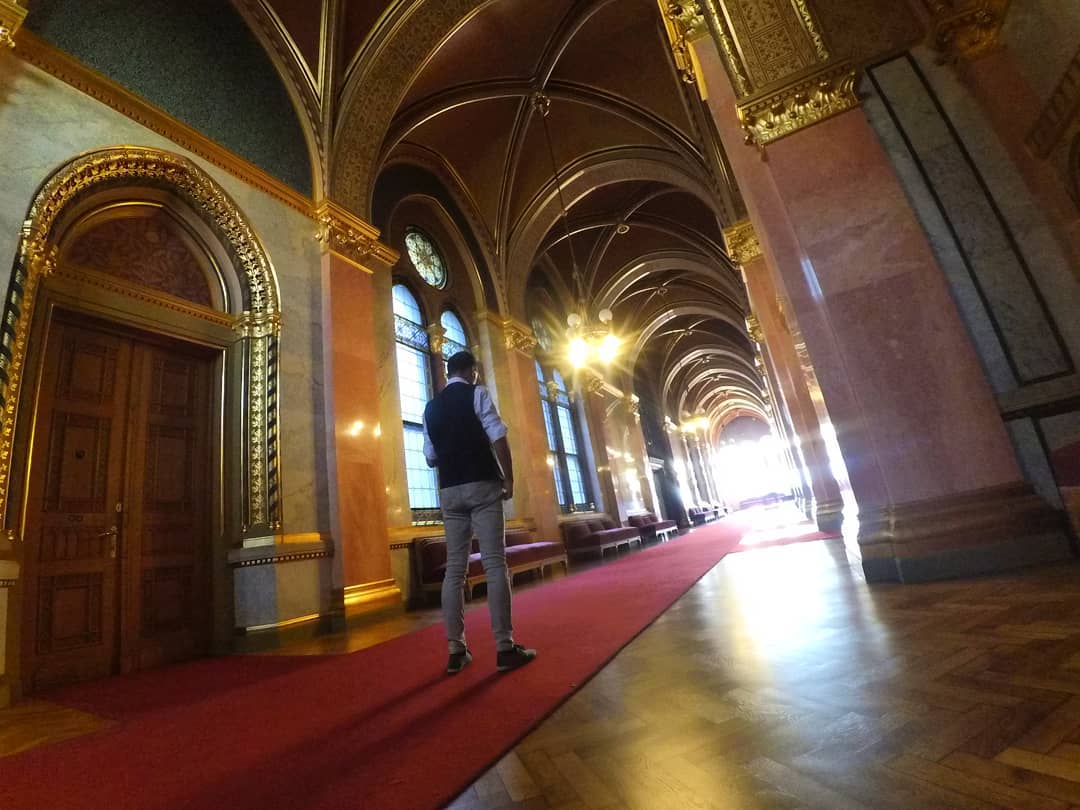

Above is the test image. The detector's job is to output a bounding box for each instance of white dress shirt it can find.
[422,376,508,465]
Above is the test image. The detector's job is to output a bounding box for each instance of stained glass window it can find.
[404,227,447,289]
[440,310,468,359]
[393,284,439,517]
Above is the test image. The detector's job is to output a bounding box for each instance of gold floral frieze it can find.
[722,219,762,265]
[737,61,859,146]
[314,199,398,272]
[924,0,1011,63]
[0,0,27,49]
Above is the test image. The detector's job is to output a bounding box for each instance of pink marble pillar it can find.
[321,252,399,612]
[693,43,1069,581]
[743,255,843,532]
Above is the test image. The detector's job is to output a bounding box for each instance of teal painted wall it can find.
[26,0,313,195]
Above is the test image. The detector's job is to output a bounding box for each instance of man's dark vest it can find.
[424,382,502,488]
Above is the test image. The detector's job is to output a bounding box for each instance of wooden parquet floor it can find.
[6,521,1080,809]
[448,538,1080,809]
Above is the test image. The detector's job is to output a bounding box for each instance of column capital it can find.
[722,219,763,265]
[0,1,27,49]
[502,318,538,357]
[426,323,446,356]
[738,61,859,147]
[314,199,398,272]
[922,0,1011,63]
[658,1,709,87]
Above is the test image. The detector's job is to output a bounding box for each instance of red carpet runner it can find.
[1,515,778,809]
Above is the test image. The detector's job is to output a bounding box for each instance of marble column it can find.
[316,201,401,613]
[733,233,844,533]
[488,317,560,542]
[580,379,620,519]
[692,40,1071,582]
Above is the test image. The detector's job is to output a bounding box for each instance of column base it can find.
[858,483,1072,583]
[343,578,402,618]
[813,499,845,535]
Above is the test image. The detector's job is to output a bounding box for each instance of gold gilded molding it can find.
[791,0,830,62]
[13,32,312,215]
[745,313,764,344]
[0,147,283,534]
[659,1,707,86]
[0,0,27,49]
[503,319,538,356]
[738,61,859,146]
[924,0,1011,63]
[723,219,763,265]
[314,199,398,272]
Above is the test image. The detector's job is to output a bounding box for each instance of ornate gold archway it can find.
[0,147,283,538]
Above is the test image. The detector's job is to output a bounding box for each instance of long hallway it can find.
[450,534,1080,809]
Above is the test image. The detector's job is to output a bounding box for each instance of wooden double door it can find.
[22,313,216,692]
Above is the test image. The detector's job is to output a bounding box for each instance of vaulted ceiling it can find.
[237,0,766,430]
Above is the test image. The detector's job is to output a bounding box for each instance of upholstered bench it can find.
[561,517,641,558]
[627,512,678,542]
[415,527,568,601]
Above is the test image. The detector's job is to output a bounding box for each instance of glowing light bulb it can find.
[569,336,589,368]
[598,332,620,364]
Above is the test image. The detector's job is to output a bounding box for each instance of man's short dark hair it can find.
[447,350,476,377]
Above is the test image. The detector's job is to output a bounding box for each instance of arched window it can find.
[440,309,468,359]
[393,284,439,518]
[537,362,593,513]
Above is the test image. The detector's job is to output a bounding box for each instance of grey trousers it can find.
[440,479,514,653]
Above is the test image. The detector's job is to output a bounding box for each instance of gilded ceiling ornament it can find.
[924,0,1011,63]
[0,147,283,534]
[738,61,859,146]
[722,219,762,265]
[0,0,26,49]
[503,320,538,356]
[314,199,397,272]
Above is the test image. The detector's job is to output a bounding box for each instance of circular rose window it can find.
[404,227,447,289]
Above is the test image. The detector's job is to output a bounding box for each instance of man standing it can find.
[424,350,537,675]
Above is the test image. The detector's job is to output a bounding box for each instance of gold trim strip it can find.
[13,32,313,215]
[0,579,15,588]
[232,549,332,568]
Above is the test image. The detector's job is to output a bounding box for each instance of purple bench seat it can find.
[627,512,678,541]
[416,527,568,600]
[561,517,641,558]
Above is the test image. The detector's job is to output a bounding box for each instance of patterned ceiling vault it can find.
[22,0,923,427]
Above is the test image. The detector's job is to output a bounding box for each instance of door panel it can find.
[125,345,212,670]
[23,323,130,691]
[23,313,214,691]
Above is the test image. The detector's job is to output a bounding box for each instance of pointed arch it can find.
[0,147,283,534]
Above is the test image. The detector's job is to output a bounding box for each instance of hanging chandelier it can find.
[534,91,621,370]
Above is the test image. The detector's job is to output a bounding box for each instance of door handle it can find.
[98,526,119,558]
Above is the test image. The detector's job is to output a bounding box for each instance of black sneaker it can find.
[496,644,537,672]
[446,649,472,675]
